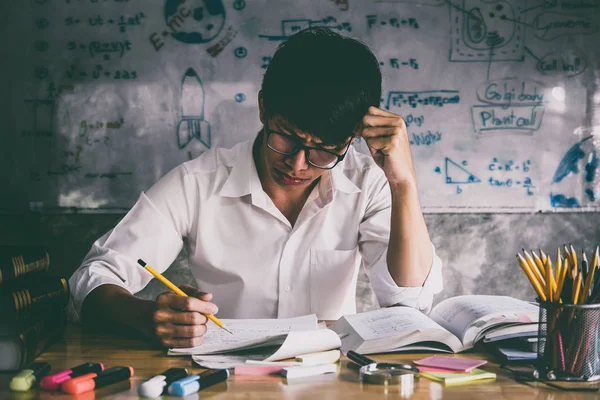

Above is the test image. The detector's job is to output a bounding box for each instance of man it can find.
[69,27,442,348]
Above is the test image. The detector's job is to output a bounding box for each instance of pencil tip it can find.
[137,259,146,267]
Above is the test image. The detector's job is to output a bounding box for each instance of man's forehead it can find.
[270,116,351,146]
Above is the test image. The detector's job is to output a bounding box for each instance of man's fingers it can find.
[366,105,399,117]
[153,309,208,325]
[179,284,213,300]
[159,293,218,315]
[362,113,403,128]
[171,323,208,338]
[172,311,209,325]
[199,292,213,301]
[160,336,205,349]
[360,126,403,140]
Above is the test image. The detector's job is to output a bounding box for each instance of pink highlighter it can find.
[40,363,104,391]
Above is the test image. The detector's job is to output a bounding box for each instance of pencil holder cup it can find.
[537,300,600,381]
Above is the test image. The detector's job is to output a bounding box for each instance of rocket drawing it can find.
[177,68,211,149]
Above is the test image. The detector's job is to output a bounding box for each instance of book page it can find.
[331,307,464,354]
[169,314,318,355]
[345,307,449,341]
[429,296,538,343]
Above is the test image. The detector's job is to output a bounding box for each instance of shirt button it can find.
[283,285,291,292]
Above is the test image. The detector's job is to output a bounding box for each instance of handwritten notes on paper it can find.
[170,314,319,355]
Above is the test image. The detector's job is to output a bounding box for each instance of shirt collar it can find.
[219,140,256,198]
[330,153,362,194]
[219,139,362,198]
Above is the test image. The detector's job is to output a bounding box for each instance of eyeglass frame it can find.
[263,117,352,170]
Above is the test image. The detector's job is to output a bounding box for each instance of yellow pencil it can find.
[137,259,232,334]
[545,256,555,302]
[582,255,597,304]
[539,248,548,265]
[523,250,546,288]
[570,244,578,271]
[532,251,546,277]
[517,254,547,301]
[555,258,569,303]
[572,273,582,305]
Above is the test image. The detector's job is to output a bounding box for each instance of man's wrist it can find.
[388,178,418,197]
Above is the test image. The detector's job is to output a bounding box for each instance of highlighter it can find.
[10,362,51,391]
[62,366,134,394]
[41,362,104,390]
[138,367,188,399]
[168,369,229,397]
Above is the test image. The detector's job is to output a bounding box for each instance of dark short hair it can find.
[261,27,382,145]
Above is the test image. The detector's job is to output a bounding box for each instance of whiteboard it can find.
[4,0,600,213]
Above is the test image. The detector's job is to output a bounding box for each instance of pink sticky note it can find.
[416,366,469,373]
[234,365,285,376]
[414,356,487,372]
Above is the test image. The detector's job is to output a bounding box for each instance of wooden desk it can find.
[1,325,599,399]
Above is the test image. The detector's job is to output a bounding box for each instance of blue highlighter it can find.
[168,369,229,397]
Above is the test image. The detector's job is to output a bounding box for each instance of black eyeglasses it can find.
[263,119,351,170]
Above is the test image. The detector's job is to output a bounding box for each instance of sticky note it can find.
[414,356,487,372]
[420,368,496,385]
[417,366,467,373]
[234,365,285,376]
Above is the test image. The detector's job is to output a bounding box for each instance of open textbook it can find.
[330,295,539,354]
[169,314,341,367]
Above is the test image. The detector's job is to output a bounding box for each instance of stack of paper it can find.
[168,314,342,369]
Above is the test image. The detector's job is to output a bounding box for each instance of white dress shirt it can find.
[68,139,443,322]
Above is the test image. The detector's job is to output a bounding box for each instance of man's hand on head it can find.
[355,106,417,188]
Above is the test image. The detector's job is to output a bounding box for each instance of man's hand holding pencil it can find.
[137,259,232,349]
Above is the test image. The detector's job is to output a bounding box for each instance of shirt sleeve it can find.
[67,165,196,323]
[358,173,443,314]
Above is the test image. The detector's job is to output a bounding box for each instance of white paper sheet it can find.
[263,329,341,361]
[169,314,318,355]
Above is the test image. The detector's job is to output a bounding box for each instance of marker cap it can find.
[138,376,166,399]
[138,368,188,399]
[63,367,133,394]
[61,373,98,394]
[41,362,104,391]
[168,375,200,397]
[9,362,51,392]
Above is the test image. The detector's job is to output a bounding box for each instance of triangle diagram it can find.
[445,158,481,184]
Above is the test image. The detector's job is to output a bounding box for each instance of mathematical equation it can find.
[437,157,536,196]
[380,58,419,70]
[259,16,351,40]
[67,40,132,60]
[384,90,460,110]
[65,12,144,33]
[366,15,419,29]
[66,64,137,80]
